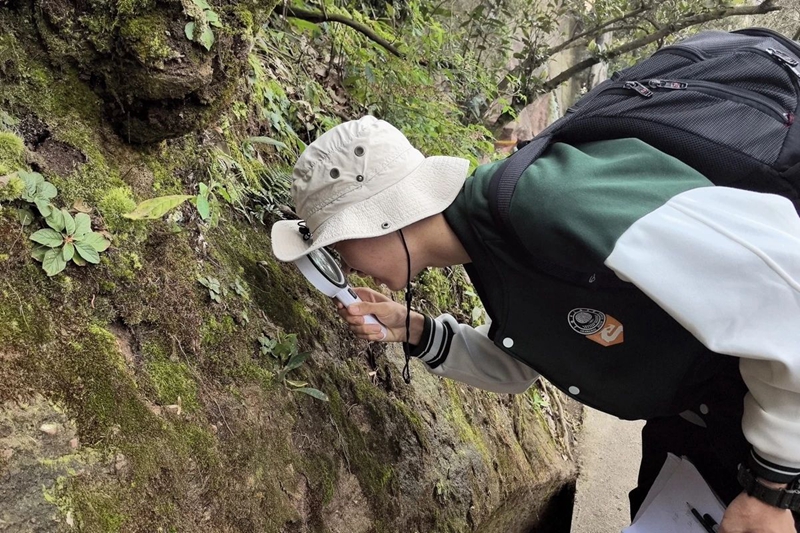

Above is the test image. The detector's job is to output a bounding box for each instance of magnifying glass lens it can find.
[308,248,347,288]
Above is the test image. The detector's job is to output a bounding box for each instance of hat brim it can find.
[271,155,470,262]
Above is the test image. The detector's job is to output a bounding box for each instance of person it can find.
[271,115,800,532]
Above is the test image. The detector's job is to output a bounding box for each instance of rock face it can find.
[0,3,578,531]
[32,0,264,143]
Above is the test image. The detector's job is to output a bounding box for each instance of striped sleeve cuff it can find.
[408,315,454,369]
[748,449,800,484]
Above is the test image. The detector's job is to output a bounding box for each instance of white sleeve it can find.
[605,186,800,478]
[411,314,540,394]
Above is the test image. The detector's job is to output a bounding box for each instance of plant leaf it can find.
[293,388,329,402]
[199,182,209,196]
[285,380,308,388]
[72,253,87,266]
[199,27,215,50]
[31,245,48,262]
[74,213,91,238]
[196,194,210,220]
[247,136,288,150]
[45,209,65,232]
[81,232,110,252]
[73,199,92,213]
[17,207,34,226]
[36,181,57,200]
[34,199,52,218]
[185,22,196,40]
[30,228,64,248]
[42,248,67,276]
[284,351,310,372]
[19,171,43,201]
[123,195,193,220]
[62,242,75,262]
[75,242,100,264]
[205,10,221,26]
[62,209,76,236]
[192,0,210,10]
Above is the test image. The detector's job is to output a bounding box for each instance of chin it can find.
[386,280,405,291]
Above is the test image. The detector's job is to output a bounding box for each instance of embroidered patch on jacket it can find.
[567,308,624,347]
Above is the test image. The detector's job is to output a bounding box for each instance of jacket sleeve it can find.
[605,186,800,483]
[409,314,540,394]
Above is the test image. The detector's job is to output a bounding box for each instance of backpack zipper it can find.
[736,28,800,59]
[617,78,793,124]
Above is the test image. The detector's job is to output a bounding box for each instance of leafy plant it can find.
[195,180,233,224]
[184,0,222,51]
[197,275,225,303]
[231,277,250,301]
[257,332,328,401]
[29,209,111,276]
[18,171,57,217]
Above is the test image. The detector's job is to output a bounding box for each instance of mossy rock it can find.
[31,0,275,143]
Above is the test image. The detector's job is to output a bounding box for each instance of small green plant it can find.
[197,275,226,303]
[29,209,111,276]
[231,277,250,301]
[257,332,328,401]
[184,0,221,51]
[18,171,57,217]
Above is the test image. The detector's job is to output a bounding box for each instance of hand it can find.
[336,287,424,343]
[719,491,796,533]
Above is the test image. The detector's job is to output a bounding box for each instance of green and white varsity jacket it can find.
[410,138,800,484]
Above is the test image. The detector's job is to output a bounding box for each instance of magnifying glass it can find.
[294,248,387,339]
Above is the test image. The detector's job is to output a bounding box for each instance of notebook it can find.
[622,453,726,533]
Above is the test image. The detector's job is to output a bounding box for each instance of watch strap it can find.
[737,463,800,511]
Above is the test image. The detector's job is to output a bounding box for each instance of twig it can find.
[283,6,405,58]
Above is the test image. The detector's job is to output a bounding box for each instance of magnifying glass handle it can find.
[334,287,388,340]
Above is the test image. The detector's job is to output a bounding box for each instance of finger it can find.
[353,287,388,303]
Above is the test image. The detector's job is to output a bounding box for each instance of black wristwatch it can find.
[737,463,800,511]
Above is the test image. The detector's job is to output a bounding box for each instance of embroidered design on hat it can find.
[567,308,624,347]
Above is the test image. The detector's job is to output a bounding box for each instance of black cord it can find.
[399,229,412,384]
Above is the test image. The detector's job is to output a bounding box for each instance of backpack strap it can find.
[487,133,632,289]
[488,134,553,232]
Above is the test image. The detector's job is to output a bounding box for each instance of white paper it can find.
[622,454,725,533]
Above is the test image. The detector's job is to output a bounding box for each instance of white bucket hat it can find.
[271,116,470,262]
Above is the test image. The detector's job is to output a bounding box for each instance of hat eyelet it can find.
[354,146,365,157]
[356,175,364,182]
[381,222,390,229]
[330,168,340,179]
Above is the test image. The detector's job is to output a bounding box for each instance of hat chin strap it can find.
[399,229,413,384]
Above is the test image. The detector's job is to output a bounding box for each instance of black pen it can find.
[703,513,720,533]
[687,503,716,533]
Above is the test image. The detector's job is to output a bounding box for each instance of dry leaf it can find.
[73,198,92,213]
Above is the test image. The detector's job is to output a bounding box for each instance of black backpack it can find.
[489,27,800,237]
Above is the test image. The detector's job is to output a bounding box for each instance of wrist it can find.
[757,478,789,490]
[408,311,426,346]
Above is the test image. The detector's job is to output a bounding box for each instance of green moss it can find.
[146,357,200,411]
[301,453,338,506]
[0,174,24,201]
[442,381,490,462]
[119,15,176,74]
[0,131,24,170]
[98,186,137,233]
[70,489,127,533]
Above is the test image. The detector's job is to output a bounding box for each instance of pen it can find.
[703,513,720,533]
[687,503,716,533]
